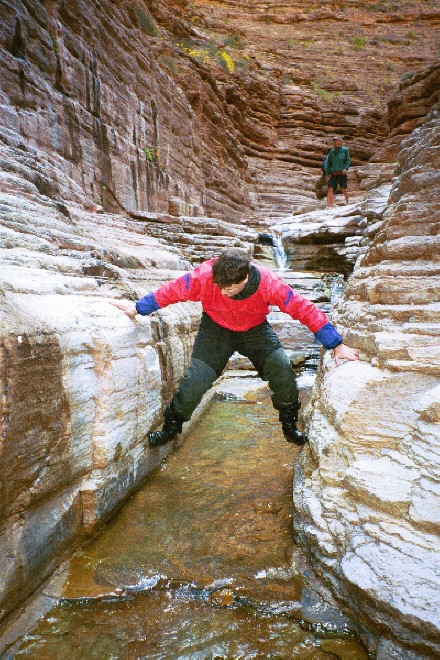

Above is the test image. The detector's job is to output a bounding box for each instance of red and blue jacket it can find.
[136,260,343,349]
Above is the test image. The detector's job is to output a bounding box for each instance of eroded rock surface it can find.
[0,0,439,653]
[293,104,440,657]
[0,163,263,628]
[1,0,438,226]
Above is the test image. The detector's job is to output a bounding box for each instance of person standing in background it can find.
[325,136,350,208]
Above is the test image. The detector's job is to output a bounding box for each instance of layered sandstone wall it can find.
[1,0,439,645]
[375,63,440,161]
[0,0,259,626]
[0,168,260,627]
[0,191,191,624]
[192,0,440,217]
[0,0,254,221]
[2,0,438,227]
[293,103,440,657]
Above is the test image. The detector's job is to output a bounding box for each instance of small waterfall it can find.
[257,232,289,270]
[272,234,289,270]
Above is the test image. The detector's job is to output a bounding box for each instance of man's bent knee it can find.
[172,358,218,420]
[262,348,299,410]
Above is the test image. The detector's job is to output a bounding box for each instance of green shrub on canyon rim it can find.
[135,7,159,37]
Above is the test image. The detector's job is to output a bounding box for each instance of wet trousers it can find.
[171,313,299,421]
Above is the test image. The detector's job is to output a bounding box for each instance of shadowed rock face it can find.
[376,64,440,162]
[293,103,440,657]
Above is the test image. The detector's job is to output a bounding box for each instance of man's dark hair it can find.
[212,250,251,288]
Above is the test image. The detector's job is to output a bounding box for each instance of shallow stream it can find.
[13,377,368,659]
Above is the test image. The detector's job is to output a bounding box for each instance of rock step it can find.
[130,212,258,263]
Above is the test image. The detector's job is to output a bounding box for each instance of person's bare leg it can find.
[326,186,334,208]
[342,187,348,204]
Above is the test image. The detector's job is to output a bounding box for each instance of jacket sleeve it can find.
[146,267,203,312]
[135,270,202,315]
[266,274,343,349]
[135,292,161,316]
[344,148,350,170]
[324,149,333,175]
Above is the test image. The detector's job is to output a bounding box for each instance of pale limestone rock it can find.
[345,455,419,510]
[360,183,392,220]
[294,104,440,656]
[409,477,440,528]
[0,179,204,625]
[341,539,440,631]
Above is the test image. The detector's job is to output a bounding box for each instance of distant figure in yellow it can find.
[324,136,350,208]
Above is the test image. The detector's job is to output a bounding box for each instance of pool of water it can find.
[13,380,368,659]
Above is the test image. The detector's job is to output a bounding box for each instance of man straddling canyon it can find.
[111,250,359,447]
[325,136,350,208]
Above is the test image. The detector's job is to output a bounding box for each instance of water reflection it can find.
[14,383,368,659]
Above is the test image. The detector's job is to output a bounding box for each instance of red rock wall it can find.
[0,0,253,220]
[2,0,438,223]
[376,63,440,161]
[191,0,439,215]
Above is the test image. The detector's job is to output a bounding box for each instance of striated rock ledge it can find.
[293,104,440,657]
[0,0,439,650]
[0,163,259,629]
[375,64,440,162]
[273,182,391,276]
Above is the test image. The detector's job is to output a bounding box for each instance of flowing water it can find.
[271,235,289,271]
[12,378,368,659]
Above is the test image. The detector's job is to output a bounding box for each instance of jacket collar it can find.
[232,265,261,300]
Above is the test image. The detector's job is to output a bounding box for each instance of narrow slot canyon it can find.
[1,1,439,657]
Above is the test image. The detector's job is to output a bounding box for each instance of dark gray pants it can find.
[172,313,299,420]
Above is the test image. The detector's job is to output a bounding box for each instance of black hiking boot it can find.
[148,403,185,447]
[279,404,308,446]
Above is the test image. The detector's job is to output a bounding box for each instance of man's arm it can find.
[306,316,359,367]
[109,265,204,318]
[334,342,359,365]
[266,272,360,366]
[109,291,160,318]
[343,147,350,172]
[325,148,334,177]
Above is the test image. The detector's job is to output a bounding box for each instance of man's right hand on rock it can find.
[109,300,137,318]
